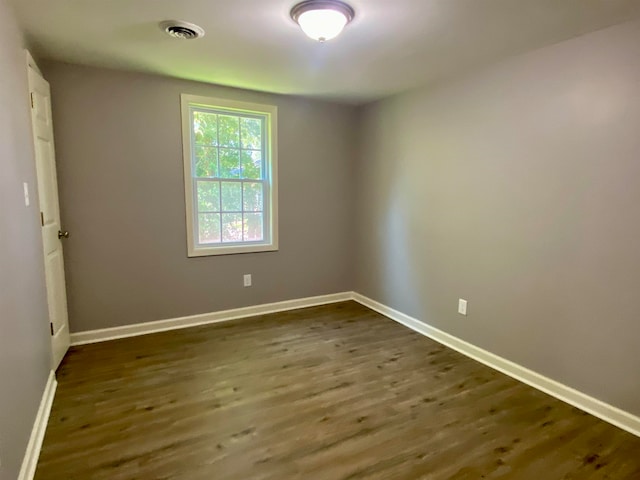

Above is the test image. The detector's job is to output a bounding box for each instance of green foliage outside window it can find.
[192,109,266,244]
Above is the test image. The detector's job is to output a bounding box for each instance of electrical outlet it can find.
[243,274,252,287]
[458,299,468,316]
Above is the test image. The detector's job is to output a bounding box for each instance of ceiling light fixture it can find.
[290,0,355,42]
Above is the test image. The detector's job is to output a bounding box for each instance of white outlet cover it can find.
[243,274,252,287]
[458,298,468,315]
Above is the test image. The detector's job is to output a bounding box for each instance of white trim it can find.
[18,371,57,480]
[351,292,640,438]
[70,292,351,346]
[180,93,279,257]
[68,291,640,438]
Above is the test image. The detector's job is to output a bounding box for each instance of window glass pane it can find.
[219,115,240,147]
[220,148,241,178]
[241,150,262,179]
[243,213,264,242]
[195,146,218,177]
[241,117,262,150]
[243,183,263,212]
[221,182,242,211]
[197,181,220,212]
[193,111,217,146]
[198,213,221,244]
[222,213,242,242]
[186,99,275,253]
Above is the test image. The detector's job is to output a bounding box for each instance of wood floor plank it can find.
[35,301,640,479]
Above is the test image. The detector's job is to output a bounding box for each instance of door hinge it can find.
[40,211,44,226]
[50,322,54,336]
[30,92,35,109]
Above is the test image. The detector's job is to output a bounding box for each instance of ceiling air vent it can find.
[160,20,205,40]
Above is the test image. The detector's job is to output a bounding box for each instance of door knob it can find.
[58,230,70,239]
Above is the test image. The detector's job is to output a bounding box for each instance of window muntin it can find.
[182,95,277,256]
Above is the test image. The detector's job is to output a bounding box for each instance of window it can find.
[181,94,278,257]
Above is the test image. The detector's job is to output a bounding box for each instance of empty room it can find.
[2,0,640,478]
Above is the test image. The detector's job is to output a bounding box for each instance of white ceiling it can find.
[11,0,640,104]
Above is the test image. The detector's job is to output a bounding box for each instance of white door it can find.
[27,59,71,370]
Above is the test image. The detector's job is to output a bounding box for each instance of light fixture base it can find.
[290,0,356,23]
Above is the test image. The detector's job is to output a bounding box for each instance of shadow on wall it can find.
[379,176,425,319]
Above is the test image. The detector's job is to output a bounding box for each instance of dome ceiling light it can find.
[290,0,355,42]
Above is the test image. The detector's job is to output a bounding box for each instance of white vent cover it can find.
[160,20,205,39]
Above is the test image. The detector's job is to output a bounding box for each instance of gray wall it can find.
[0,1,52,478]
[42,62,357,332]
[356,19,640,416]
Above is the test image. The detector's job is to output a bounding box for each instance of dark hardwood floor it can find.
[36,301,640,479]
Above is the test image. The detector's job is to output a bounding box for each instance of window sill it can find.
[188,243,278,257]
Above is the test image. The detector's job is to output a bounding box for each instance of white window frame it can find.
[181,94,278,257]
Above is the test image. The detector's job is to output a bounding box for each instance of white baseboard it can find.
[18,370,57,480]
[68,290,640,438]
[70,292,352,346]
[351,292,640,438]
